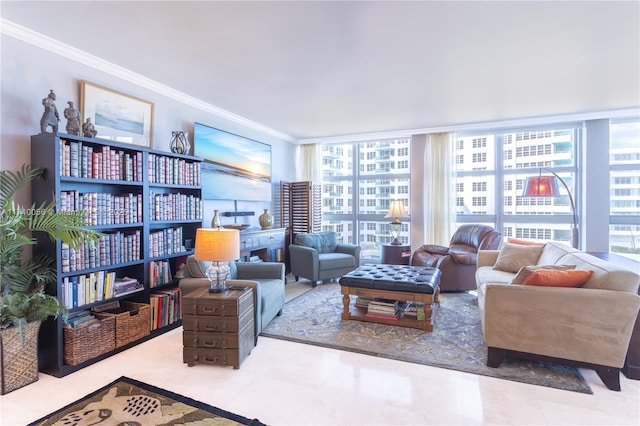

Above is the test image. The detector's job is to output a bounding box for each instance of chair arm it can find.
[335,243,361,258]
[448,250,477,266]
[420,245,449,255]
[483,284,640,367]
[289,244,319,279]
[477,250,500,268]
[236,262,285,281]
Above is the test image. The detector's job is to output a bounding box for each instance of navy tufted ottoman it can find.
[338,264,441,332]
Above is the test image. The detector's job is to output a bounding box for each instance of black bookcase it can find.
[30,132,202,377]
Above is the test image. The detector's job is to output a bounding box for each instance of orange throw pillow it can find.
[522,269,593,287]
[507,238,546,247]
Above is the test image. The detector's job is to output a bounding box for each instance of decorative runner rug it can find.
[28,376,267,426]
[263,283,592,394]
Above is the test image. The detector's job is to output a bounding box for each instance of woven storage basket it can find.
[96,301,150,348]
[0,321,40,395]
[63,315,115,365]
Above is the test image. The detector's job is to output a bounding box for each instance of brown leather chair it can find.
[411,224,502,292]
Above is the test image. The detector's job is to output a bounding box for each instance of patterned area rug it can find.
[28,376,266,425]
[263,283,592,394]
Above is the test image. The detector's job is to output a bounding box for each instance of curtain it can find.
[296,143,322,183]
[424,132,455,246]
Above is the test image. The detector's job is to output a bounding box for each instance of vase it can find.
[0,321,40,395]
[259,208,273,230]
[211,210,221,228]
[170,131,190,155]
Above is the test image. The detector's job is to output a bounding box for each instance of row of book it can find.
[356,297,426,320]
[60,191,143,225]
[148,154,201,186]
[61,272,143,308]
[149,260,172,288]
[149,287,182,330]
[149,226,184,258]
[150,192,202,221]
[60,139,143,181]
[61,230,141,272]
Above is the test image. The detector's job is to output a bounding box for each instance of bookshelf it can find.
[30,132,202,377]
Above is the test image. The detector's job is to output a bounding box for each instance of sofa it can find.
[289,231,361,286]
[411,224,502,291]
[476,241,640,391]
[179,256,286,343]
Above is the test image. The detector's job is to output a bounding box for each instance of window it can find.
[322,138,411,261]
[456,126,580,246]
[609,119,640,258]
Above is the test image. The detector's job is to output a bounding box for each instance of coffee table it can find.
[338,265,441,332]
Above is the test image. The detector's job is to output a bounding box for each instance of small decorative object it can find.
[170,131,190,154]
[40,89,60,134]
[63,101,80,135]
[211,209,221,228]
[194,228,240,293]
[259,208,274,230]
[82,118,98,138]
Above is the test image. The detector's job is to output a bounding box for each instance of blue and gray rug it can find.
[263,283,592,394]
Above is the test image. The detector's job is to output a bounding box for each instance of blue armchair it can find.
[289,231,361,287]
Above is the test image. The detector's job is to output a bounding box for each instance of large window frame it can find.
[455,124,583,246]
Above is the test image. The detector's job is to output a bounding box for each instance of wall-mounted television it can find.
[194,122,272,201]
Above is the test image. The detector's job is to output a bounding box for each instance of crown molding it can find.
[1,18,297,144]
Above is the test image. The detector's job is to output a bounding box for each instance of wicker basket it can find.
[96,301,150,348]
[63,315,116,366]
[0,321,40,395]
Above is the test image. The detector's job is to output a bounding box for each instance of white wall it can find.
[0,34,297,228]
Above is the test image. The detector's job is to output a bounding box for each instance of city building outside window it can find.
[322,138,411,263]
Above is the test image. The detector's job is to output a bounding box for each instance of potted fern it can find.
[0,165,98,394]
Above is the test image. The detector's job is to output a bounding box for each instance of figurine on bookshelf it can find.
[82,117,98,138]
[40,89,60,134]
[64,101,81,135]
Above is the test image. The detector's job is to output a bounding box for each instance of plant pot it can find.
[0,321,41,394]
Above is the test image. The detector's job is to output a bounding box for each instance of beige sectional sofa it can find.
[476,241,640,391]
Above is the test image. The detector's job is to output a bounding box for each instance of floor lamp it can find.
[522,168,579,248]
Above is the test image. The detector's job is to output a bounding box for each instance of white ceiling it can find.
[2,1,639,141]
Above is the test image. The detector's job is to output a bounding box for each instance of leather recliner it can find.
[411,224,502,292]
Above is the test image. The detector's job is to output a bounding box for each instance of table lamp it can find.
[522,168,578,248]
[194,227,240,293]
[385,200,409,245]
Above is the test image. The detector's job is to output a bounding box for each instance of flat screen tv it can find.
[194,122,272,201]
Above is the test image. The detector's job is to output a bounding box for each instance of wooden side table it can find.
[182,288,255,369]
[381,244,411,265]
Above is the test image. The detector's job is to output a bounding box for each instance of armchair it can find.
[289,231,361,287]
[179,256,285,343]
[411,224,502,292]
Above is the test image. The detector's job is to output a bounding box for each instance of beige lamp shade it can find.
[194,228,240,261]
[385,200,409,224]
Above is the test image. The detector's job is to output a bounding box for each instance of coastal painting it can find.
[81,81,154,147]
[194,122,272,201]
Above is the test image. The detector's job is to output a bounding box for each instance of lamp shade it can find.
[385,200,408,223]
[522,175,560,197]
[194,228,240,262]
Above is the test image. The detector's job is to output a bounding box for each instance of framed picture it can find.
[80,80,154,147]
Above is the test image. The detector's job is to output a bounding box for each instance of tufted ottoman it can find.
[338,264,441,332]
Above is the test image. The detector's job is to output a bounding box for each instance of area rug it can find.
[262,283,593,394]
[28,376,266,425]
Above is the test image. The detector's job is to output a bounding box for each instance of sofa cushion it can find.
[510,264,576,285]
[318,252,356,270]
[522,269,593,287]
[506,237,546,247]
[493,242,544,273]
[475,265,514,286]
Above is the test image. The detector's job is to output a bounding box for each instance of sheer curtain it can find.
[424,132,456,246]
[296,143,322,183]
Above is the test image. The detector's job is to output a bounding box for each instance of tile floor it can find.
[1,282,639,425]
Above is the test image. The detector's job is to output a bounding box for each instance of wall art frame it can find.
[80,80,154,147]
